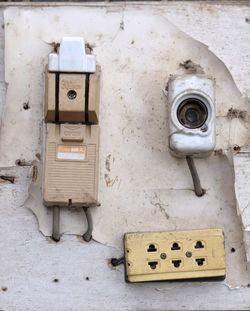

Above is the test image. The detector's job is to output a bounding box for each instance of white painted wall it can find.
[0,2,249,310]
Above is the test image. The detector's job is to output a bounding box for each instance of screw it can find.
[186,251,192,258]
[201,125,207,132]
[160,253,167,260]
[67,90,77,100]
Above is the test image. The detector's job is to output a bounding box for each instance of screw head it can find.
[67,90,77,100]
[201,124,208,132]
[186,251,192,258]
[160,253,167,260]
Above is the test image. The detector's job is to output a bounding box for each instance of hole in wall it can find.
[23,102,30,110]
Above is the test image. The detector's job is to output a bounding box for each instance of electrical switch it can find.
[43,37,100,242]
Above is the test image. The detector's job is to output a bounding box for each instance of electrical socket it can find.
[124,229,225,283]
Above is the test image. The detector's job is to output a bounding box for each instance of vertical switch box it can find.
[43,123,99,206]
[45,67,101,124]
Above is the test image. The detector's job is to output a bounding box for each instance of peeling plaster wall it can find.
[0,2,250,311]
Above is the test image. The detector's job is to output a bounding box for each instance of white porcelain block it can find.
[48,37,96,73]
[167,75,216,158]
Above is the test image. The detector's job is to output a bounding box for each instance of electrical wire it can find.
[186,156,205,197]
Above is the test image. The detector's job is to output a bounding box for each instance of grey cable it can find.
[52,206,60,242]
[83,206,93,242]
[186,156,205,197]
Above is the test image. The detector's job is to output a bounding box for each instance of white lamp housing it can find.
[168,75,216,158]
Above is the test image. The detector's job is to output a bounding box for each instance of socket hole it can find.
[171,242,181,250]
[196,258,205,266]
[148,261,158,270]
[147,244,157,252]
[195,241,204,249]
[231,248,236,253]
[177,98,208,129]
[67,90,77,100]
[172,260,181,268]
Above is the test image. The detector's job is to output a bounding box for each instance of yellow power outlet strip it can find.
[124,229,226,283]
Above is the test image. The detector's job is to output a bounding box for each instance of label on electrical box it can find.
[57,145,86,161]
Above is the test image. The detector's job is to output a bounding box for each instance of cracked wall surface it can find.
[0,2,250,310]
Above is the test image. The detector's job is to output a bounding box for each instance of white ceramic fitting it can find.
[167,75,216,158]
[48,37,96,73]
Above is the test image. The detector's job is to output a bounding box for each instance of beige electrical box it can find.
[43,123,99,206]
[45,66,100,124]
[124,229,226,282]
[43,37,100,241]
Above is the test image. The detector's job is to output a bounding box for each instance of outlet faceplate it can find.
[124,229,225,283]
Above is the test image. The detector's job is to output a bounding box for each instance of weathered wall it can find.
[0,2,250,310]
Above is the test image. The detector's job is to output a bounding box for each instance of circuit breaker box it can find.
[43,37,101,241]
[43,37,100,208]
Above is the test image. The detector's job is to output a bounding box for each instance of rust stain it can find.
[46,237,57,244]
[77,235,85,243]
[49,41,60,53]
[105,154,111,172]
[104,174,119,187]
[107,258,116,270]
[227,107,247,120]
[32,166,38,182]
[214,149,224,156]
[180,59,204,74]
[105,8,121,14]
